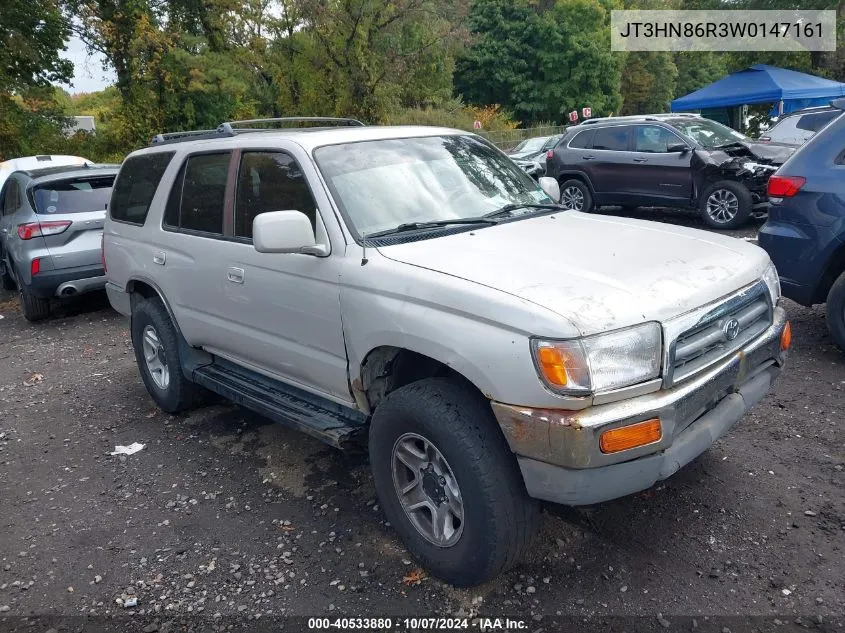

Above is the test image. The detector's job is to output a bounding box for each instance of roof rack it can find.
[150,130,220,145]
[578,112,701,126]
[217,117,365,134]
[149,117,365,146]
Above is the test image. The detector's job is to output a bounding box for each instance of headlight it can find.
[531,322,662,395]
[762,262,781,304]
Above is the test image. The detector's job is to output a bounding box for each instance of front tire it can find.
[559,179,593,212]
[699,181,752,229]
[826,271,845,351]
[369,378,539,587]
[131,297,206,413]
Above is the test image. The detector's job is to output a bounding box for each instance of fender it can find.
[555,169,596,193]
[125,275,213,376]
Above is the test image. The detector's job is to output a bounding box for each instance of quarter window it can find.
[592,126,629,151]
[177,152,231,235]
[109,152,174,225]
[569,129,595,149]
[234,151,316,239]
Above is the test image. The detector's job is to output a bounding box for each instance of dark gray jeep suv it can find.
[546,114,794,229]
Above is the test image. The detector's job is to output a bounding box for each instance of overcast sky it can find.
[59,36,115,94]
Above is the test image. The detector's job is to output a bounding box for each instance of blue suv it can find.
[758,100,845,348]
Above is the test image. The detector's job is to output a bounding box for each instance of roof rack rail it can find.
[150,129,220,145]
[217,117,365,134]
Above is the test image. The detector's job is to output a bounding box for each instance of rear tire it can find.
[699,181,752,229]
[1,257,15,291]
[825,271,845,351]
[369,377,539,587]
[19,285,50,322]
[131,297,206,413]
[559,179,593,212]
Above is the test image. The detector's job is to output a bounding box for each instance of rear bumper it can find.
[105,281,132,316]
[492,306,788,506]
[27,264,105,298]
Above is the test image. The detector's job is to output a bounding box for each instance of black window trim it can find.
[160,149,235,241]
[230,146,327,246]
[109,151,176,227]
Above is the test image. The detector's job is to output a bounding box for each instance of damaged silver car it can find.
[546,113,794,229]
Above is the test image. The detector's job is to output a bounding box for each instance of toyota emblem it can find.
[723,318,740,341]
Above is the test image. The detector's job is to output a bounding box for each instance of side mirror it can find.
[667,143,690,154]
[538,177,560,202]
[253,210,317,254]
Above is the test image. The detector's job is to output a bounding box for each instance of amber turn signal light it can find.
[780,321,792,351]
[537,346,569,387]
[600,418,662,454]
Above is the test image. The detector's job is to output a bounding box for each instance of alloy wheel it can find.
[706,188,739,224]
[141,325,170,390]
[391,432,464,547]
[560,186,585,211]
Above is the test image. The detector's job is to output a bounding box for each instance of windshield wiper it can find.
[364,217,500,239]
[483,203,562,219]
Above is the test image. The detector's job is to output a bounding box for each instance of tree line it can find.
[1,0,843,161]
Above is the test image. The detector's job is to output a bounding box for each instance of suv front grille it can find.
[669,287,772,385]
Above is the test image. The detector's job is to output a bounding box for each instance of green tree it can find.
[674,52,727,98]
[455,0,623,124]
[0,0,73,93]
[620,52,677,114]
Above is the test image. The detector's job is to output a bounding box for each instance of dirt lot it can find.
[0,211,842,633]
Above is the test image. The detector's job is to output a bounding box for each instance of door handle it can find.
[633,158,648,163]
[582,155,596,160]
[227,267,244,284]
[153,252,166,265]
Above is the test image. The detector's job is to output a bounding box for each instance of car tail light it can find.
[17,220,72,240]
[31,258,40,276]
[546,150,554,160]
[768,175,806,198]
[101,234,107,273]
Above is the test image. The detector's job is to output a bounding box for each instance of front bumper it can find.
[492,306,788,505]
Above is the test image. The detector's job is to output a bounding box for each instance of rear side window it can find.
[33,176,114,214]
[569,129,595,149]
[1,179,21,215]
[234,151,316,239]
[168,152,231,235]
[592,126,630,151]
[110,152,174,225]
[797,110,839,132]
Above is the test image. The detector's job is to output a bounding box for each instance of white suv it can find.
[103,118,790,587]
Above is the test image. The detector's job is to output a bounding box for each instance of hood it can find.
[377,212,769,336]
[706,141,794,165]
[508,150,546,162]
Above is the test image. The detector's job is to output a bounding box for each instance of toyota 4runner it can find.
[104,118,790,587]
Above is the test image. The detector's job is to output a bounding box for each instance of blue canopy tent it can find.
[671,64,845,121]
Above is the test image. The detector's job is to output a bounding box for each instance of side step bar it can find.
[192,360,366,449]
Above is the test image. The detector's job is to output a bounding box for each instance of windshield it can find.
[314,135,554,237]
[669,118,749,149]
[513,136,549,153]
[32,176,114,215]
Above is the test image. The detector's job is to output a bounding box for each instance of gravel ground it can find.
[0,210,842,632]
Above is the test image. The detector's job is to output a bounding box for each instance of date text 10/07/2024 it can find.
[307,618,528,631]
